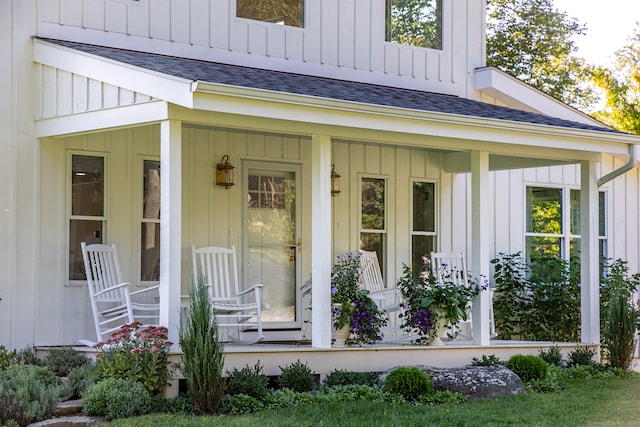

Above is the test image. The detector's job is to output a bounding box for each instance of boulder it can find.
[379,365,525,400]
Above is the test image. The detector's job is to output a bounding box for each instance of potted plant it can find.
[396,258,487,345]
[303,253,387,346]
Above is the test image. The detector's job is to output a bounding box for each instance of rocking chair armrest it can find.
[368,288,400,299]
[94,282,131,296]
[130,284,160,296]
[237,283,264,296]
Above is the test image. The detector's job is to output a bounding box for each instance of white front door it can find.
[243,161,301,330]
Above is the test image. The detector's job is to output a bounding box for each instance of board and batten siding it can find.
[37,0,485,97]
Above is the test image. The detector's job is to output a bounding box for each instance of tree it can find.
[486,0,598,112]
[591,25,640,134]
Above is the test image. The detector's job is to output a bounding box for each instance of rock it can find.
[379,365,525,400]
[53,400,83,417]
[28,415,105,427]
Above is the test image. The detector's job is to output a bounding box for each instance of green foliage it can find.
[527,364,562,393]
[12,346,42,367]
[95,322,174,396]
[83,378,152,421]
[0,346,18,370]
[277,360,317,392]
[566,347,597,367]
[66,364,101,399]
[505,355,548,382]
[323,370,380,387]
[225,362,269,400]
[470,354,504,367]
[262,388,299,409]
[0,365,63,426]
[218,393,265,415]
[603,294,637,370]
[417,389,469,405]
[486,0,597,112]
[44,346,89,377]
[491,253,581,342]
[382,367,433,402]
[179,276,225,415]
[538,345,564,367]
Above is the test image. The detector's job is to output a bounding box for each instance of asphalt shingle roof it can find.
[43,38,619,135]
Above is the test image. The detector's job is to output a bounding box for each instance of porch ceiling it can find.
[33,38,640,170]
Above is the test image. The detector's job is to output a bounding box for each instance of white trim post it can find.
[580,160,600,345]
[311,134,332,349]
[471,150,491,345]
[160,119,182,349]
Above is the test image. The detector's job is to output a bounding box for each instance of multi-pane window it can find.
[141,160,160,282]
[386,0,443,50]
[237,0,304,27]
[360,177,386,273]
[411,181,437,273]
[525,186,606,273]
[69,155,105,281]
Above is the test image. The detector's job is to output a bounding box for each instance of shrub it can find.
[566,347,597,367]
[0,365,63,426]
[44,346,89,377]
[95,322,174,396]
[13,346,42,367]
[471,354,504,366]
[538,345,564,367]
[218,393,265,415]
[323,369,380,387]
[82,378,152,421]
[225,362,269,400]
[0,346,17,370]
[382,367,433,402]
[66,364,101,399]
[603,291,637,370]
[505,355,548,382]
[179,276,225,414]
[277,360,317,392]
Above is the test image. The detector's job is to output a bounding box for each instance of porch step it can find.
[27,400,106,427]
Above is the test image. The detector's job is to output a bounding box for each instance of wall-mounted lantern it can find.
[216,155,235,189]
[330,164,341,196]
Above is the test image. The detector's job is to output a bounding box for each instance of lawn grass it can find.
[107,376,640,426]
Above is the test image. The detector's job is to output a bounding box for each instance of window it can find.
[525,186,606,275]
[360,177,386,274]
[386,0,442,50]
[411,181,437,273]
[141,160,160,282]
[237,0,304,28]
[69,155,105,281]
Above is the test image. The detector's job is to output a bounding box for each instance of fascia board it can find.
[191,82,637,157]
[33,39,194,108]
[35,101,169,138]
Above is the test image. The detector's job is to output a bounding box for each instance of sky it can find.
[553,0,640,66]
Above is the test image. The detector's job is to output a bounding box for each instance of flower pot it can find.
[332,324,351,347]
[430,310,448,346]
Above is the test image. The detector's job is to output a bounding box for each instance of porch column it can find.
[580,160,599,344]
[470,150,491,345]
[311,134,332,349]
[160,119,182,348]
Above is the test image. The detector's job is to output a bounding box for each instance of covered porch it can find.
[32,38,637,356]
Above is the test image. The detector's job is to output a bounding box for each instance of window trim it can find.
[67,151,109,287]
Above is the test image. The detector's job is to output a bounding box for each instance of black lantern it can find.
[216,155,235,189]
[330,164,341,196]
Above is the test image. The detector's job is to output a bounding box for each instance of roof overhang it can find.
[33,38,640,171]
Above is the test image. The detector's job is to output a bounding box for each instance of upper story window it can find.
[386,0,443,50]
[237,0,304,28]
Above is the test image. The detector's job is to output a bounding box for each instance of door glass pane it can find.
[412,235,434,275]
[69,220,103,280]
[143,160,161,220]
[413,181,435,232]
[361,178,385,230]
[237,0,304,27]
[141,223,160,282]
[247,169,296,324]
[72,156,104,216]
[526,187,562,234]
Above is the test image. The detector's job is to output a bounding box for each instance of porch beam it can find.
[311,134,332,349]
[580,160,600,345]
[470,150,491,345]
[160,119,183,349]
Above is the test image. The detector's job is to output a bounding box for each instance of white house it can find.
[2,0,640,369]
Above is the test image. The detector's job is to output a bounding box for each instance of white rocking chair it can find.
[192,246,264,344]
[81,242,160,343]
[359,250,408,342]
